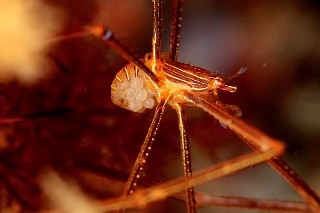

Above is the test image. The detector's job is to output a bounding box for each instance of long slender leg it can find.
[175,104,197,213]
[118,98,168,211]
[187,94,320,212]
[47,25,159,85]
[185,94,285,155]
[234,132,320,212]
[169,0,183,61]
[189,193,312,212]
[85,163,313,212]
[98,95,286,212]
[270,157,320,212]
[152,0,163,63]
[98,151,278,212]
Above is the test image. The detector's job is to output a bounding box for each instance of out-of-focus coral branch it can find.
[0,0,64,84]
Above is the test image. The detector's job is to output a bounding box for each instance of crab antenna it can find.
[225,67,247,83]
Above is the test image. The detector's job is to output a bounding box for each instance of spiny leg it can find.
[186,94,285,155]
[98,151,279,212]
[187,193,312,212]
[234,131,320,212]
[161,2,199,209]
[210,98,320,211]
[152,0,163,64]
[187,94,320,212]
[269,157,320,212]
[238,144,320,212]
[118,98,168,212]
[47,25,159,85]
[175,104,197,213]
[169,0,183,61]
[116,1,167,201]
[98,157,312,212]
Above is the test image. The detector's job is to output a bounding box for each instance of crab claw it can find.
[219,84,237,93]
